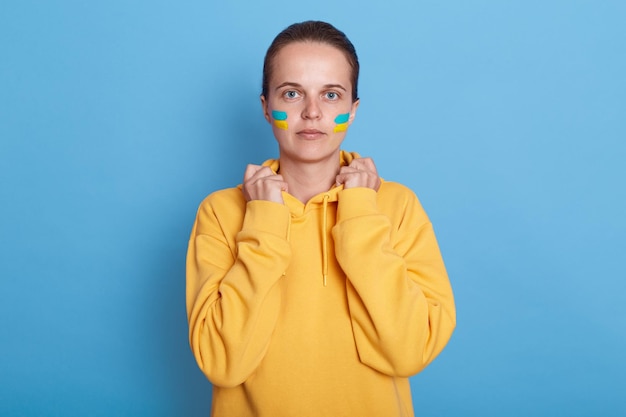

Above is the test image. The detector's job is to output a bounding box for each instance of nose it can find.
[302,96,321,120]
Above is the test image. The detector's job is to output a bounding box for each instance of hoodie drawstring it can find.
[322,194,330,287]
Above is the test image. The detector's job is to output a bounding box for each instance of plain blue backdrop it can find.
[1,1,625,416]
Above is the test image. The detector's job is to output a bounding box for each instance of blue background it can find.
[1,1,625,416]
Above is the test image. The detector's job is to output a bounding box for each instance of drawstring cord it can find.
[322,194,330,287]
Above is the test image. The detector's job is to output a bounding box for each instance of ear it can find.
[348,99,360,125]
[260,95,271,123]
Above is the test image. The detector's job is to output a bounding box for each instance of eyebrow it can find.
[274,82,347,92]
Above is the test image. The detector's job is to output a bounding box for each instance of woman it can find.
[187,21,455,417]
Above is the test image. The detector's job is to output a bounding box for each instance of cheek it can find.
[271,110,288,130]
[333,113,350,133]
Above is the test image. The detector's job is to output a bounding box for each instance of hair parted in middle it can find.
[261,21,360,102]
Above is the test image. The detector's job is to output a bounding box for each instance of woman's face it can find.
[261,41,359,166]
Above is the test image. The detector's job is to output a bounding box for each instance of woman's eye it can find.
[284,90,299,99]
[325,92,339,100]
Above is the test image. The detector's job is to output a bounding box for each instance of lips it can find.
[297,129,325,139]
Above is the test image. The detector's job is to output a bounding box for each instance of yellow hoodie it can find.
[187,151,455,417]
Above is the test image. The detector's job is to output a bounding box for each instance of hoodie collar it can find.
[261,150,361,207]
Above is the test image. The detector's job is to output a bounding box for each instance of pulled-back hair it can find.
[261,21,360,102]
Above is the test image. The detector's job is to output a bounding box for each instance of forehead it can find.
[269,41,352,87]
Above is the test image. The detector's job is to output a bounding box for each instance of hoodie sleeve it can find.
[186,193,291,387]
[332,185,456,377]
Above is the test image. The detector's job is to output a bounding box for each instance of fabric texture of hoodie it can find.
[186,150,456,417]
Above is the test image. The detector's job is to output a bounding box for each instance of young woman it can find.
[187,21,456,417]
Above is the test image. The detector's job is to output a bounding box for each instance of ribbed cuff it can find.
[337,187,379,222]
[242,200,290,238]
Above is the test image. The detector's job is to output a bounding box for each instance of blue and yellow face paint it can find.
[272,110,288,130]
[333,113,350,132]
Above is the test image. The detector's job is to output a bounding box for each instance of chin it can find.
[281,146,342,165]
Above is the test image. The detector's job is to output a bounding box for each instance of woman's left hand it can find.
[335,157,381,191]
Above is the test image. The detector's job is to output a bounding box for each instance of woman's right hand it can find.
[242,164,288,204]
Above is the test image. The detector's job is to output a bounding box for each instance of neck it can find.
[278,155,340,203]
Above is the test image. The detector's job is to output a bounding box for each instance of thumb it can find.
[243,164,263,181]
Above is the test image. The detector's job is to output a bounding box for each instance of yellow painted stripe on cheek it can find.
[333,123,348,133]
[274,120,288,130]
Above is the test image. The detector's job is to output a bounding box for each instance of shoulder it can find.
[378,180,415,198]
[198,186,245,211]
[377,180,430,227]
[378,180,422,208]
[195,186,246,226]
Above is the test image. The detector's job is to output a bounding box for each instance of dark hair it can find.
[261,21,360,102]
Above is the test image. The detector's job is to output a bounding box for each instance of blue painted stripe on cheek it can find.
[272,110,288,121]
[334,113,350,124]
